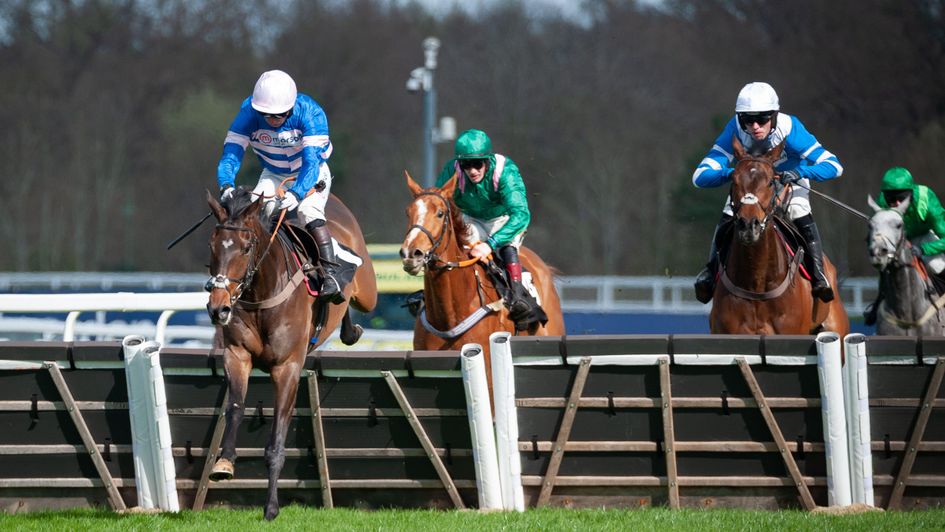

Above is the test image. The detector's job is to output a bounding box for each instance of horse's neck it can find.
[423,236,484,325]
[883,260,930,320]
[727,229,788,291]
[243,230,288,299]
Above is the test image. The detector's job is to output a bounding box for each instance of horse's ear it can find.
[441,172,458,197]
[767,141,785,162]
[207,189,227,222]
[244,194,263,219]
[867,194,882,213]
[896,194,912,214]
[732,135,747,161]
[405,170,424,197]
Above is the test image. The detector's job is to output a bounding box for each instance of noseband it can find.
[205,223,261,305]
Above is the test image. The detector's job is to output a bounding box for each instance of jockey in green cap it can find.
[864,167,945,324]
[435,129,533,320]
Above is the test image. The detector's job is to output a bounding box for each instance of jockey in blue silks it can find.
[216,70,344,303]
[692,81,843,304]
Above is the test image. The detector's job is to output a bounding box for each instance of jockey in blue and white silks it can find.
[215,70,344,303]
[691,82,843,304]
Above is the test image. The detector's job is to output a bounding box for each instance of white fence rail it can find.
[0,272,877,347]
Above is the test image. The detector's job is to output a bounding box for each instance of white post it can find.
[816,331,852,507]
[489,331,525,511]
[843,333,874,506]
[123,335,179,511]
[461,343,502,510]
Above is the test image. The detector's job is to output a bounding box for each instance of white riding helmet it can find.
[251,70,297,114]
[735,82,780,113]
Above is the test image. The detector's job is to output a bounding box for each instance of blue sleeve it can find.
[784,118,843,182]
[216,99,255,189]
[692,118,738,188]
[289,95,331,198]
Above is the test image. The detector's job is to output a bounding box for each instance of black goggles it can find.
[883,189,912,205]
[738,112,774,127]
[261,109,292,120]
[459,159,487,170]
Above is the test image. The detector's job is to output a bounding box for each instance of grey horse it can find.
[867,195,945,336]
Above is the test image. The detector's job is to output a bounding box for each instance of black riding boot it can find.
[694,215,732,304]
[306,220,345,304]
[500,246,531,318]
[794,214,834,302]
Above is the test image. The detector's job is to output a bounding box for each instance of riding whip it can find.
[167,212,213,250]
[790,181,869,220]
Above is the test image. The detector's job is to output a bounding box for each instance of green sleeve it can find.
[434,160,457,188]
[920,190,945,255]
[488,159,531,248]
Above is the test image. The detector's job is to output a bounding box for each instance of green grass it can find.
[2,507,945,532]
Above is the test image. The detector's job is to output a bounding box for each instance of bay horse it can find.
[400,172,564,385]
[204,186,377,520]
[710,139,849,336]
[866,194,945,336]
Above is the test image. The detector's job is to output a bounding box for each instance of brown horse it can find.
[204,187,377,520]
[400,172,564,382]
[710,140,849,336]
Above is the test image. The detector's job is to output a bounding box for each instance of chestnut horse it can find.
[710,140,849,336]
[400,172,564,380]
[204,187,377,520]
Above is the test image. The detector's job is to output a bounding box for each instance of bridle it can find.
[730,156,786,233]
[408,191,479,270]
[205,221,282,305]
[870,210,910,269]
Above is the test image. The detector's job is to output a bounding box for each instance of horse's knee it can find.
[265,445,286,470]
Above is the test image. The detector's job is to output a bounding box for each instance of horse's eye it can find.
[437,210,445,218]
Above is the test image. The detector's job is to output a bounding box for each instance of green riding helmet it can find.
[881,167,915,192]
[454,129,493,160]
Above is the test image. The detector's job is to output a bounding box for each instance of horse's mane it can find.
[444,192,470,244]
[224,186,257,219]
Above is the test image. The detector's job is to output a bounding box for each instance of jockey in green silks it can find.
[435,129,533,320]
[864,167,945,324]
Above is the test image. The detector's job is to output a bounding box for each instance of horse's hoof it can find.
[264,506,279,521]
[209,458,234,481]
[341,324,363,346]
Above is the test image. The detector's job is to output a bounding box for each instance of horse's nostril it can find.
[412,249,424,258]
[399,247,408,259]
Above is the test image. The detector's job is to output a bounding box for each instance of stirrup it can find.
[319,274,345,304]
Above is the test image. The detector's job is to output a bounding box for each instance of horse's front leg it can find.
[263,360,303,521]
[210,346,252,481]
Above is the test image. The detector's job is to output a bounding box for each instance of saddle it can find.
[402,257,548,332]
[278,219,359,296]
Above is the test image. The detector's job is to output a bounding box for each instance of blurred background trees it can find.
[1,0,943,279]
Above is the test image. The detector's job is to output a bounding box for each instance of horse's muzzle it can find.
[400,246,425,276]
[207,302,233,326]
[735,217,764,245]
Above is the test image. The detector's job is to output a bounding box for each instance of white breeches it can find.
[253,165,333,225]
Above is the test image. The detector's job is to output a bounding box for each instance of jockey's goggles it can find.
[883,189,912,206]
[738,112,773,127]
[260,109,293,120]
[459,158,487,170]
